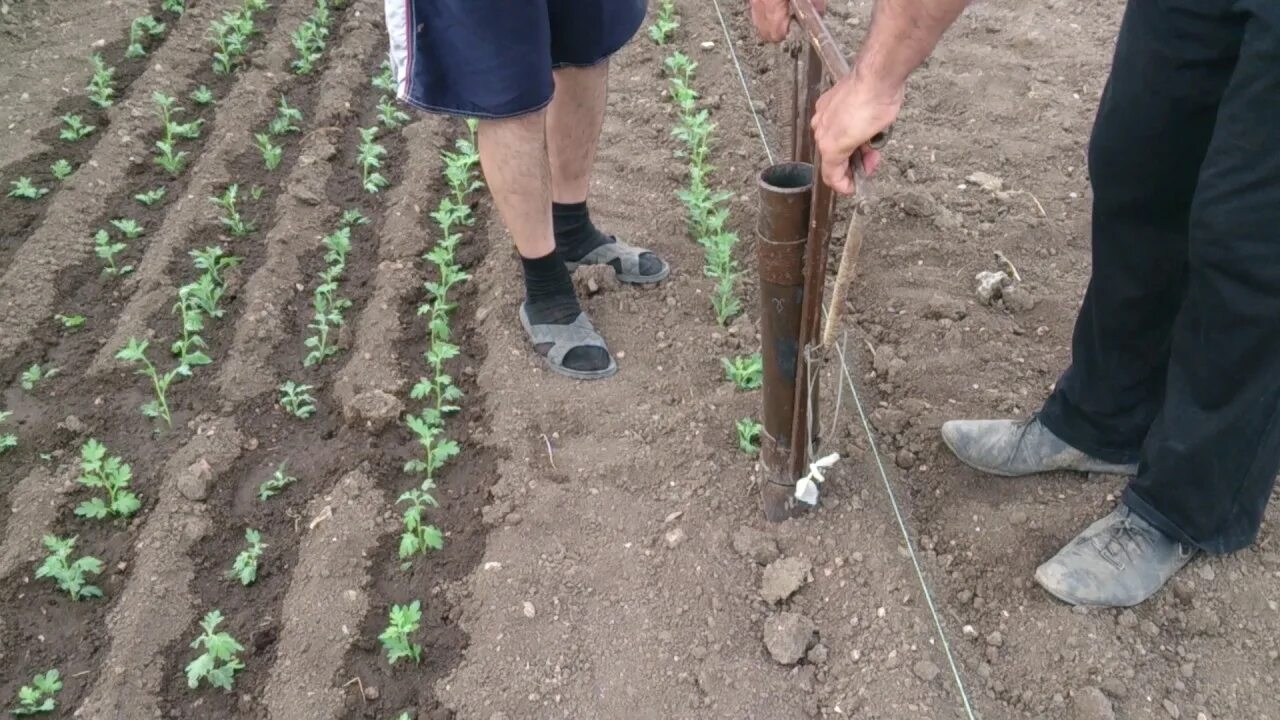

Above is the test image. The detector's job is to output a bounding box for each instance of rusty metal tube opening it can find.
[756,162,814,522]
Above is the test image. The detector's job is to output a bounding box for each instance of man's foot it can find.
[1035,505,1195,607]
[940,417,1138,477]
[553,201,669,284]
[520,249,615,379]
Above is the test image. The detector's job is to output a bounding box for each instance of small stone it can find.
[762,612,816,665]
[975,271,1010,305]
[1100,677,1128,699]
[59,415,86,434]
[522,601,536,618]
[760,556,811,604]
[732,526,780,565]
[966,171,1004,192]
[1071,687,1115,720]
[700,40,715,50]
[505,512,523,526]
[1140,620,1160,637]
[363,686,379,701]
[664,527,687,548]
[895,449,916,470]
[898,190,938,217]
[342,389,404,432]
[913,660,940,682]
[807,643,828,664]
[1002,284,1037,312]
[1116,610,1138,628]
[1162,698,1181,719]
[176,458,213,501]
[985,631,1003,648]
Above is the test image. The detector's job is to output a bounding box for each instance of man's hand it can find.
[749,0,825,43]
[811,71,903,194]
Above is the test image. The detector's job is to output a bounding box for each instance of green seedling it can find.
[736,417,762,455]
[190,245,241,298]
[126,15,166,58]
[110,218,144,239]
[154,138,188,175]
[712,273,743,326]
[393,714,413,720]
[648,0,679,45]
[154,91,204,140]
[190,85,215,106]
[722,353,763,390]
[87,54,116,108]
[397,484,444,562]
[304,227,352,366]
[229,529,265,586]
[340,208,368,227]
[185,610,245,691]
[94,229,132,277]
[59,114,95,141]
[209,8,256,74]
[278,381,316,419]
[162,0,186,14]
[358,127,389,193]
[379,600,423,665]
[35,535,102,601]
[135,187,167,206]
[20,363,58,391]
[372,59,396,93]
[249,185,264,201]
[0,410,15,456]
[74,439,142,520]
[254,133,282,171]
[50,159,74,180]
[290,0,331,75]
[8,177,48,200]
[8,669,62,716]
[211,184,252,237]
[268,95,303,135]
[117,338,182,426]
[257,462,296,500]
[376,96,410,129]
[56,313,86,330]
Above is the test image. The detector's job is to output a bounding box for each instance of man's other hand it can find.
[749,0,825,43]
[812,71,902,194]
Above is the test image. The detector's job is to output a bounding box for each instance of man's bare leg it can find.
[546,61,666,280]
[478,110,612,375]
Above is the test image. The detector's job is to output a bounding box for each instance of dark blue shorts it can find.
[384,0,646,118]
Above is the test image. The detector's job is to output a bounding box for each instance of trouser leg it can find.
[1125,0,1280,554]
[1038,0,1243,463]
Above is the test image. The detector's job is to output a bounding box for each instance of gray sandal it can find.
[563,237,670,284]
[519,303,618,380]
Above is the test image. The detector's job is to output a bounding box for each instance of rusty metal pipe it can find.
[756,161,814,522]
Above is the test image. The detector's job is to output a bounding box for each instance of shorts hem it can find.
[398,94,554,120]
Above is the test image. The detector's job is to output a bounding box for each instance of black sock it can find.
[553,201,664,277]
[553,201,613,262]
[520,249,611,372]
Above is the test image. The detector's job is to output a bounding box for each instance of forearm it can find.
[855,0,968,91]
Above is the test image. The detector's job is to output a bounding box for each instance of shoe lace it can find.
[1095,514,1157,570]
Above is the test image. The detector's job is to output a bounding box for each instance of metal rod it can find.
[756,162,814,522]
[795,44,822,164]
[789,156,835,482]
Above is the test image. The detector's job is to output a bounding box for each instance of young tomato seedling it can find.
[278,381,317,419]
[50,159,74,180]
[55,313,86,330]
[376,96,410,129]
[162,0,186,14]
[254,132,283,171]
[59,114,95,141]
[257,462,296,500]
[135,187,167,206]
[87,54,116,108]
[190,85,215,106]
[0,410,16,456]
[211,184,253,236]
[228,529,266,585]
[268,95,303,135]
[357,127,389,193]
[94,229,133,277]
[185,610,245,691]
[721,353,763,391]
[8,177,48,200]
[20,363,58,391]
[117,338,182,426]
[35,535,103,601]
[8,669,62,716]
[379,600,423,665]
[735,417,763,455]
[648,0,679,45]
[74,439,142,520]
[397,481,444,563]
[126,15,166,58]
[110,218,145,239]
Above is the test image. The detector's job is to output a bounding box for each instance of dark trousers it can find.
[1038,0,1280,554]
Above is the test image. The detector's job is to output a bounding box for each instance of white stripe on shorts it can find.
[383,0,412,100]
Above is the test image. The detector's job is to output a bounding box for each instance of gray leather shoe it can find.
[1035,506,1195,607]
[940,417,1138,477]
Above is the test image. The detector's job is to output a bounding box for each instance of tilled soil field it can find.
[2,0,1278,719]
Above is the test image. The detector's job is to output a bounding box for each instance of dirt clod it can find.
[975,270,1011,305]
[762,612,816,665]
[913,659,941,682]
[966,171,1004,192]
[176,458,214,501]
[732,526,779,565]
[922,295,966,321]
[760,556,811,604]
[664,527,687,548]
[1072,687,1115,720]
[342,389,404,431]
[572,264,619,296]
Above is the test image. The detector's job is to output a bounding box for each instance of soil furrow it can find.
[262,470,384,720]
[0,0,241,366]
[73,416,245,719]
[89,0,324,376]
[214,10,383,403]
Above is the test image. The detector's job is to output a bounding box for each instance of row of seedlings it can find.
[652,7,764,455]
